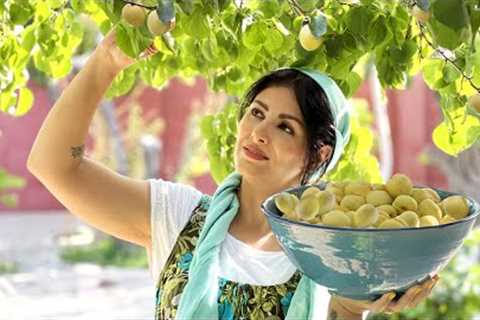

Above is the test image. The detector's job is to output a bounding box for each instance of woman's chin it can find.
[236,161,265,178]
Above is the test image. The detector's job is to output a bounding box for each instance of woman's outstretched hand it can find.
[93,28,158,75]
[330,275,439,320]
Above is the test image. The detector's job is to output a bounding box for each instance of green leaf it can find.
[346,72,362,96]
[467,124,480,142]
[207,139,221,157]
[106,64,138,99]
[432,110,480,156]
[47,0,67,9]
[177,0,194,15]
[427,18,467,50]
[14,87,34,117]
[328,57,354,80]
[0,194,18,208]
[0,169,26,189]
[184,10,209,39]
[346,6,376,49]
[257,0,279,19]
[9,2,34,25]
[297,0,323,11]
[236,47,256,68]
[242,22,266,50]
[0,91,17,113]
[375,44,409,88]
[264,28,284,54]
[443,63,462,84]
[467,1,480,43]
[432,0,470,30]
[217,0,232,12]
[389,4,410,45]
[422,58,444,89]
[71,0,86,13]
[115,23,136,58]
[401,39,418,63]
[34,0,51,23]
[200,115,215,137]
[369,15,390,48]
[21,25,37,52]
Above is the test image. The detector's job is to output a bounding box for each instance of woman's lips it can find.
[243,146,268,161]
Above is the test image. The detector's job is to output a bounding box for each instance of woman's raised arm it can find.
[27,31,156,247]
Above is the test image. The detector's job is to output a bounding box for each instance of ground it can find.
[0,212,154,320]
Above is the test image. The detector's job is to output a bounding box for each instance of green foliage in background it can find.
[200,100,238,183]
[0,167,26,208]
[60,236,148,268]
[0,260,18,274]
[368,228,480,320]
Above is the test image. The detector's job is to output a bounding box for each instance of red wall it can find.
[0,74,447,213]
[0,81,59,211]
[386,78,448,189]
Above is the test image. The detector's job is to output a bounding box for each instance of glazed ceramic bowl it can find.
[261,182,480,300]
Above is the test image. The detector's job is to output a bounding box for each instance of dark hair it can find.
[238,69,336,185]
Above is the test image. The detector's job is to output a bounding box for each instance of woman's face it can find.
[234,86,307,188]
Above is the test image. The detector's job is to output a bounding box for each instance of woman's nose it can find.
[252,123,269,145]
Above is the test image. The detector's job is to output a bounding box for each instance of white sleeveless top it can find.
[147,178,297,286]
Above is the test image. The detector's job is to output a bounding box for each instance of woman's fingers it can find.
[387,285,422,313]
[370,292,396,314]
[386,275,439,313]
[408,276,439,309]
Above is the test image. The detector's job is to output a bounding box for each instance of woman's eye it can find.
[279,123,294,135]
[250,107,263,118]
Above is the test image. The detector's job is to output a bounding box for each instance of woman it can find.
[27,31,438,319]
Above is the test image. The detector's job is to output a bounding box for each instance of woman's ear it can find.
[318,144,333,164]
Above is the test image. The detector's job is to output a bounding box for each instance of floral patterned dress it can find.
[154,195,302,320]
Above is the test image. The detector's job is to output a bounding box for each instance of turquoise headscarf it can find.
[175,69,351,319]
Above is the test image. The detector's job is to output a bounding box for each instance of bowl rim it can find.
[261,184,480,232]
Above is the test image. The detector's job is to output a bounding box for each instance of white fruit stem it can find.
[368,63,393,182]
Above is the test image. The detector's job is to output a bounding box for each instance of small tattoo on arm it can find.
[71,144,85,159]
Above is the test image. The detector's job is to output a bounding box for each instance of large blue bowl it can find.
[261,182,480,300]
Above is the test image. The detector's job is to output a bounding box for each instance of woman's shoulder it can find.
[148,178,203,200]
[148,178,208,236]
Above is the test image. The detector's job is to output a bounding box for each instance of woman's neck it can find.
[235,178,272,234]
[228,176,300,251]
[232,176,297,239]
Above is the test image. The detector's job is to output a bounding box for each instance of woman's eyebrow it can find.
[254,99,304,127]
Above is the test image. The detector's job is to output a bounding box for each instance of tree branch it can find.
[418,23,480,92]
[120,0,157,10]
[287,0,305,16]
